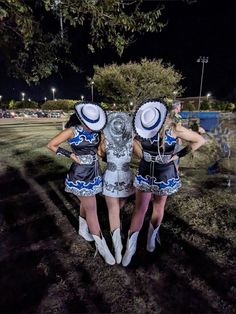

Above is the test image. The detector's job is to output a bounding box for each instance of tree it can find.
[200,99,211,110]
[9,100,38,109]
[92,59,183,110]
[211,101,228,111]
[185,100,195,111]
[0,0,166,84]
[41,99,77,111]
[225,102,235,111]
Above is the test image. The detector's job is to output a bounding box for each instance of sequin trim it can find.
[68,126,99,146]
[65,176,102,196]
[134,174,181,195]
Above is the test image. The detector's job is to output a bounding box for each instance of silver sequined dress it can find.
[102,112,135,198]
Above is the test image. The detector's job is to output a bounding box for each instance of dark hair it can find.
[65,113,81,128]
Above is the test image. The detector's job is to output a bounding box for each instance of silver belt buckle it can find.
[78,154,95,165]
[122,163,129,172]
[107,162,117,171]
[162,155,171,164]
[144,152,170,164]
[154,155,170,164]
[144,152,151,162]
[107,162,129,171]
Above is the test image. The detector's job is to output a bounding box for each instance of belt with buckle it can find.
[77,154,98,165]
[107,162,130,172]
[143,152,171,164]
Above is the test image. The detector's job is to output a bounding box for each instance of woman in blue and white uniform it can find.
[47,102,115,265]
[122,99,206,267]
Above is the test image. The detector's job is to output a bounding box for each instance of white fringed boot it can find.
[122,231,139,267]
[146,223,161,252]
[78,216,94,242]
[111,228,123,264]
[92,234,116,265]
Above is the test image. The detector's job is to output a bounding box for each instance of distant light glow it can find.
[51,87,56,100]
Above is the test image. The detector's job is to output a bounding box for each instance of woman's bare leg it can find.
[79,203,86,218]
[119,197,127,210]
[79,196,115,265]
[146,195,168,252]
[122,190,151,266]
[151,195,168,227]
[129,189,152,232]
[78,196,100,236]
[105,196,121,231]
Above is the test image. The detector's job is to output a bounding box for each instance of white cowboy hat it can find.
[74,102,107,131]
[133,99,168,139]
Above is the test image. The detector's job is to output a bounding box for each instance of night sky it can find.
[0,0,236,102]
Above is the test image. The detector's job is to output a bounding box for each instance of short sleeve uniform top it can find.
[134,130,181,195]
[65,126,102,196]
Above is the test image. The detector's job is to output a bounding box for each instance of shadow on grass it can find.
[0,247,111,314]
[25,156,236,312]
[0,166,30,199]
[125,208,235,313]
[1,155,233,313]
[0,250,55,314]
[163,212,235,304]
[0,163,112,314]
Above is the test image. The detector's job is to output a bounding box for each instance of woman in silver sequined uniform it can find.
[100,112,141,264]
[102,112,135,198]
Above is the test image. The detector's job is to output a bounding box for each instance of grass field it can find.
[0,120,235,314]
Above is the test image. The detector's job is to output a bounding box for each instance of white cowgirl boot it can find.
[111,228,123,264]
[122,231,139,267]
[78,216,94,242]
[92,234,116,265]
[146,223,161,252]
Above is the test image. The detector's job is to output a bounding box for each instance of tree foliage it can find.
[41,99,77,111]
[0,0,166,84]
[184,100,195,111]
[200,99,211,110]
[211,101,235,111]
[92,59,183,110]
[9,100,38,109]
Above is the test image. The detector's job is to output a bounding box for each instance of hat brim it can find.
[133,99,168,139]
[75,102,107,131]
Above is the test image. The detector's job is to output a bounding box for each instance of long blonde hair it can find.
[158,112,179,152]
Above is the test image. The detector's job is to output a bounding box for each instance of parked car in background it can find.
[35,111,47,118]
[49,111,61,118]
[0,111,15,118]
